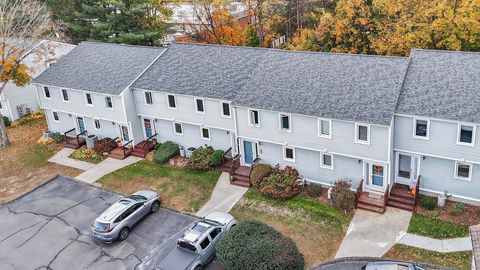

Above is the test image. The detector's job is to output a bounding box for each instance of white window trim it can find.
[105,96,114,110]
[194,98,205,114]
[318,118,332,139]
[52,111,60,123]
[43,86,51,100]
[166,94,177,110]
[456,123,476,147]
[61,89,69,103]
[355,123,370,145]
[144,91,153,106]
[283,146,295,162]
[279,113,292,132]
[454,161,472,181]
[248,109,260,127]
[173,122,183,135]
[200,127,211,140]
[320,153,334,170]
[220,101,231,118]
[84,92,93,106]
[93,118,101,131]
[412,117,430,140]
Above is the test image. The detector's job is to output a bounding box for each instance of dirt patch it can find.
[415,195,480,226]
[0,118,82,204]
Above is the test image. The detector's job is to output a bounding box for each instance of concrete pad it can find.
[335,207,412,258]
[196,172,248,217]
[398,233,472,253]
[48,148,94,171]
[75,156,142,183]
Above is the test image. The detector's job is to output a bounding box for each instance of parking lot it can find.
[0,176,208,270]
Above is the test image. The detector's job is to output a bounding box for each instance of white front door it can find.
[395,152,415,185]
[365,162,386,192]
[119,125,130,142]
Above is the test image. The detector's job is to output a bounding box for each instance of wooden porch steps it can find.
[231,166,252,187]
[222,160,235,173]
[130,140,156,158]
[387,184,416,211]
[356,192,386,214]
[65,141,84,149]
[109,147,131,160]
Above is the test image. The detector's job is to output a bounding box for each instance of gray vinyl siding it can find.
[122,89,143,144]
[37,85,126,123]
[133,90,235,131]
[419,156,480,202]
[256,142,364,187]
[394,115,480,162]
[45,110,75,133]
[155,119,232,151]
[236,107,389,162]
[2,84,40,121]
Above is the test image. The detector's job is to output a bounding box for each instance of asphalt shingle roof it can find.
[396,49,480,124]
[133,43,409,126]
[33,42,164,95]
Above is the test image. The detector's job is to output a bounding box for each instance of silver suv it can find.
[91,190,160,242]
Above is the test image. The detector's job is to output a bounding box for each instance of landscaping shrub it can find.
[154,141,179,164]
[209,149,224,166]
[52,132,64,143]
[71,147,101,162]
[250,164,272,188]
[420,196,436,210]
[94,138,115,155]
[1,116,11,127]
[11,110,44,127]
[258,165,301,200]
[154,142,162,151]
[306,183,322,197]
[217,220,304,270]
[37,136,53,145]
[331,179,355,212]
[451,202,466,215]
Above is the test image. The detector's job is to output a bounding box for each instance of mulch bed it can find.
[415,195,480,226]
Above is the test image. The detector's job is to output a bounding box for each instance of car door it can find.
[128,202,146,225]
[208,227,222,249]
[199,235,214,263]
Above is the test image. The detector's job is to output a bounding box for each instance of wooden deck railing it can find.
[228,154,241,183]
[248,157,261,179]
[63,128,75,144]
[76,130,87,145]
[103,137,119,153]
[414,175,421,206]
[139,133,158,151]
[383,184,390,207]
[355,178,364,205]
[64,129,86,146]
[222,147,233,165]
[121,140,134,157]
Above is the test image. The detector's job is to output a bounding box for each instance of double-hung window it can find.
[52,111,60,122]
[201,127,210,140]
[44,86,51,99]
[283,146,295,162]
[248,109,260,127]
[221,102,231,117]
[318,118,331,138]
[195,98,205,113]
[85,93,93,106]
[105,96,113,109]
[457,124,475,146]
[174,122,183,135]
[280,113,291,131]
[145,91,153,105]
[413,118,429,139]
[455,162,472,181]
[355,124,370,144]
[61,89,69,102]
[167,94,176,109]
[320,153,333,169]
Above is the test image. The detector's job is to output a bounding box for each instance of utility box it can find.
[186,147,196,159]
[86,134,98,149]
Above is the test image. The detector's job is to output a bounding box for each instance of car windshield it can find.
[128,195,147,202]
[94,221,109,232]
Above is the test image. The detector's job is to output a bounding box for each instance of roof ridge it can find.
[171,41,408,60]
[81,41,164,50]
[411,48,480,56]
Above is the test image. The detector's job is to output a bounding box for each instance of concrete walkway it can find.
[75,156,142,183]
[48,148,95,171]
[398,233,472,253]
[196,172,248,217]
[336,207,412,258]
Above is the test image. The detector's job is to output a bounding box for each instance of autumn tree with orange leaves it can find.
[0,0,51,147]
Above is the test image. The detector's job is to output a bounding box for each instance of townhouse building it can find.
[32,42,480,208]
[0,40,74,121]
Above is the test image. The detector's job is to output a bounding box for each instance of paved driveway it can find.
[0,176,204,270]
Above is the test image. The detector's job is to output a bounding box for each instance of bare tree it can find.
[0,0,51,147]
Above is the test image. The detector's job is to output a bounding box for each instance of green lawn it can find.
[231,189,351,267]
[408,213,469,239]
[384,244,472,270]
[97,160,220,212]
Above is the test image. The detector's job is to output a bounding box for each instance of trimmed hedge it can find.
[250,164,272,188]
[420,196,436,210]
[154,141,179,164]
[210,149,224,166]
[258,165,301,200]
[187,146,224,170]
[331,179,355,211]
[217,220,304,270]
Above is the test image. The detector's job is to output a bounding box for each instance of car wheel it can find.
[118,227,129,241]
[150,200,160,213]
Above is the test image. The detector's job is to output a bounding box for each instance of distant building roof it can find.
[33,42,164,95]
[396,49,480,124]
[133,42,409,126]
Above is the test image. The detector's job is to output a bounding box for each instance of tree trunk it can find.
[0,113,10,147]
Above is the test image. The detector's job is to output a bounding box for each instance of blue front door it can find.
[144,119,153,138]
[77,117,86,133]
[243,141,254,165]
